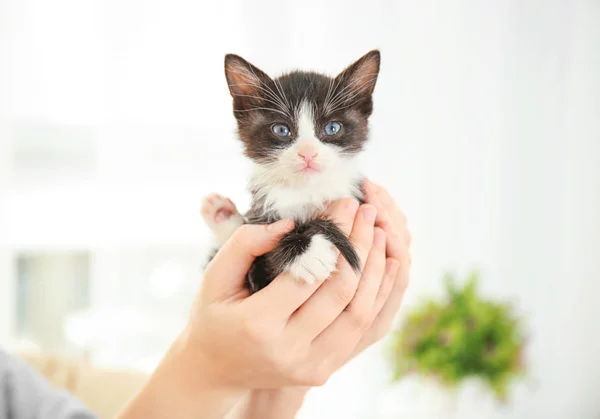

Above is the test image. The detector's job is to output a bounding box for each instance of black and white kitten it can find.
[201,50,381,294]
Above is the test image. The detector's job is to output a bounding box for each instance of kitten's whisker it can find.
[325,74,379,112]
[235,68,291,117]
[258,84,290,116]
[325,73,378,113]
[250,83,290,117]
[245,66,292,117]
[324,68,348,114]
[274,78,292,113]
[323,77,335,114]
[330,72,379,99]
[326,67,370,111]
[230,91,293,111]
[325,76,379,115]
[234,107,289,117]
[326,91,376,115]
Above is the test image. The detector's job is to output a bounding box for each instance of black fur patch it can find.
[209,51,380,294]
[245,218,361,293]
[224,51,380,163]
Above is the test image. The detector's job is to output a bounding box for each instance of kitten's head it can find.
[224,50,380,186]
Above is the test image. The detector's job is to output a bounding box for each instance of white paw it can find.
[201,193,245,246]
[286,234,339,284]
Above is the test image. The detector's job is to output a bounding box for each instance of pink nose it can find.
[298,150,319,162]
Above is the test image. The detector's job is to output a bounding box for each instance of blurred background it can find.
[0,0,599,418]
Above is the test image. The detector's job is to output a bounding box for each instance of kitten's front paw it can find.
[201,193,245,246]
[286,234,339,284]
[201,193,239,225]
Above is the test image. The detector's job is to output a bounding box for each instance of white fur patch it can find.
[285,234,339,284]
[251,156,362,222]
[248,99,363,222]
[297,101,316,139]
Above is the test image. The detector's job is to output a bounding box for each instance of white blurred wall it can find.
[0,126,13,346]
[0,0,599,418]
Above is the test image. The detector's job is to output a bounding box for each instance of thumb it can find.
[203,218,295,296]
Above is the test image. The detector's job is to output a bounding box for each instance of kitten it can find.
[201,50,381,294]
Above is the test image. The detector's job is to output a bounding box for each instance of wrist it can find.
[240,387,310,419]
[170,326,229,391]
[118,329,243,419]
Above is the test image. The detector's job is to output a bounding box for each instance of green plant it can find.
[391,271,527,401]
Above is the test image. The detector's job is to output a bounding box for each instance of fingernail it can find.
[267,218,294,232]
[363,180,373,196]
[361,205,377,221]
[374,229,386,248]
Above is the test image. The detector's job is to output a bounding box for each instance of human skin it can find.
[117,180,411,419]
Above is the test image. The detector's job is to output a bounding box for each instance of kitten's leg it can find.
[200,193,245,247]
[246,220,360,292]
[284,233,340,284]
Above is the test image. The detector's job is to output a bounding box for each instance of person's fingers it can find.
[246,271,323,318]
[348,205,378,271]
[308,229,389,366]
[372,258,400,315]
[368,230,410,340]
[324,198,360,236]
[361,178,377,203]
[368,263,409,341]
[248,199,361,317]
[354,190,412,351]
[364,180,406,233]
[378,221,403,266]
[364,179,411,270]
[362,180,392,229]
[380,222,411,313]
[287,204,377,340]
[203,219,295,298]
[347,257,400,358]
[344,227,387,317]
[378,186,406,228]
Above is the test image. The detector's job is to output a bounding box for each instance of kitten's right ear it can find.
[224,54,271,99]
[335,50,381,97]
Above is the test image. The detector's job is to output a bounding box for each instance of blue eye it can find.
[324,121,342,136]
[271,124,291,137]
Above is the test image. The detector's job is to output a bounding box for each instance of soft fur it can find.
[201,50,381,293]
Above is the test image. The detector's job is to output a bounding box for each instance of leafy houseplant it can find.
[390,271,527,401]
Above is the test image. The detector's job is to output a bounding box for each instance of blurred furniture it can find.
[16,350,148,419]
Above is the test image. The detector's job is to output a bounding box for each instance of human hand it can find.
[119,196,400,419]
[184,198,398,390]
[351,179,412,355]
[237,182,412,419]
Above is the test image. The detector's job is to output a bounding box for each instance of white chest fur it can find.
[267,180,357,221]
[251,162,363,222]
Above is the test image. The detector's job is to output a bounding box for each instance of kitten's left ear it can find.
[335,50,381,98]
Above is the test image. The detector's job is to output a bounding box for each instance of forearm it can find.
[230,388,309,419]
[117,333,244,419]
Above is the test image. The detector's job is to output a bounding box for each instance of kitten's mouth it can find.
[298,163,321,174]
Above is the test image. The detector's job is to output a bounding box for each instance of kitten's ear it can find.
[224,54,271,98]
[335,50,381,98]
